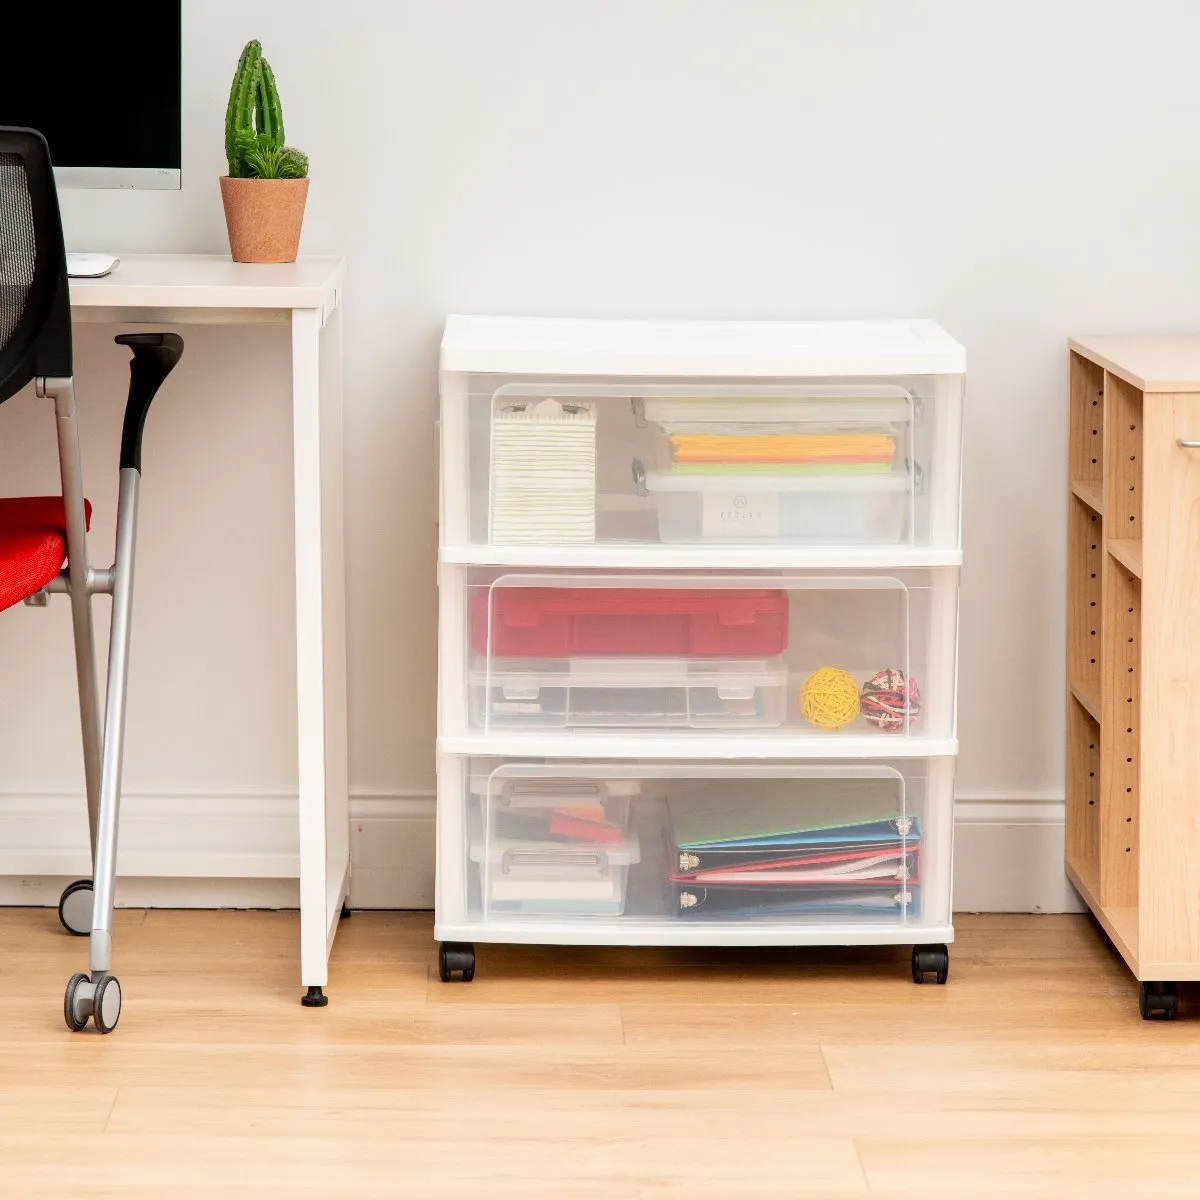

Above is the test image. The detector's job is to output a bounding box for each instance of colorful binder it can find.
[673,884,918,918]
[666,781,921,918]
[671,846,921,887]
[667,782,918,852]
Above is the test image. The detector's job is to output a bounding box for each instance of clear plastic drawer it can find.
[440,376,963,550]
[449,568,958,739]
[437,757,954,938]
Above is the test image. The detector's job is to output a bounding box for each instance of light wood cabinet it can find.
[1066,335,1200,1019]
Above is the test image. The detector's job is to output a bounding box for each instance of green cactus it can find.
[224,40,308,180]
[256,60,284,150]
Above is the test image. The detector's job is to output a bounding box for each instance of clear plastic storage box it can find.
[634,387,916,544]
[436,317,964,975]
[469,655,789,730]
[439,319,965,553]
[467,773,641,916]
[438,757,953,941]
[446,568,957,739]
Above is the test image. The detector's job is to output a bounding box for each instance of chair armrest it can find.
[114,333,184,472]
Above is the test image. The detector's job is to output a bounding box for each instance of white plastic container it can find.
[635,387,915,543]
[439,318,965,557]
[437,757,954,943]
[468,771,641,916]
[443,567,959,744]
[638,465,911,544]
[435,316,963,983]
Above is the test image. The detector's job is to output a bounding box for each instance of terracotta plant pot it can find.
[220,176,309,263]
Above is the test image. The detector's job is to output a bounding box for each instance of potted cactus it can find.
[220,41,310,263]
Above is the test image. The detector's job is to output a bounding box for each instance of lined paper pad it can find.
[490,397,597,543]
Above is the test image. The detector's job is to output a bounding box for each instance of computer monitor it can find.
[0,3,182,190]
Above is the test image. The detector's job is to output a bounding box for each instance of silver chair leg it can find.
[45,379,102,853]
[89,466,140,980]
[53,335,182,1033]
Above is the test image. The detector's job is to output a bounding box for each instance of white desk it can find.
[71,254,350,1004]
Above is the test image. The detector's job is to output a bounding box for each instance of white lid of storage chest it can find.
[441,316,965,378]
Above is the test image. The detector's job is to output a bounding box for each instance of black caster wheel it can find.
[92,975,122,1035]
[58,879,93,937]
[439,942,475,983]
[64,971,90,1032]
[1140,981,1178,1020]
[911,944,949,985]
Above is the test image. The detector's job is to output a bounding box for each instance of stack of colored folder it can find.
[667,782,920,918]
[667,430,897,477]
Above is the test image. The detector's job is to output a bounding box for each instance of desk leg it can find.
[292,305,350,1005]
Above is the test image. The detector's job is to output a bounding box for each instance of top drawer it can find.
[439,376,963,555]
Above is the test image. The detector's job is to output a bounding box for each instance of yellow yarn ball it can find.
[800,667,861,730]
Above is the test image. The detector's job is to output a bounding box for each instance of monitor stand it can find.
[67,253,119,279]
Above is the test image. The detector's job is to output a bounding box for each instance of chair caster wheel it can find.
[912,944,949,985]
[439,942,475,982]
[58,880,92,937]
[64,972,121,1033]
[93,975,122,1034]
[64,972,90,1031]
[1140,981,1178,1020]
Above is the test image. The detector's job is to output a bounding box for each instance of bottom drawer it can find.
[438,756,953,941]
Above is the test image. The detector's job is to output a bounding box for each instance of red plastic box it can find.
[469,588,789,658]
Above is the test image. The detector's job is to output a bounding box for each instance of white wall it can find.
[5,0,1199,909]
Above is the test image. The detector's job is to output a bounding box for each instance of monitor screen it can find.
[0,3,181,189]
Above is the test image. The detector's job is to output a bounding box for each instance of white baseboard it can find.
[0,788,1083,914]
[952,793,1084,914]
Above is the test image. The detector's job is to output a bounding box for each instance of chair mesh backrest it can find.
[0,153,37,354]
[0,127,71,405]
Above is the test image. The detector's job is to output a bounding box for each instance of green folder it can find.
[667,780,915,850]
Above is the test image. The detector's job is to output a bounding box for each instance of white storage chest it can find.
[436,316,964,986]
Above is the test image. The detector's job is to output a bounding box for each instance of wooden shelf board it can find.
[1070,334,1200,394]
[1071,478,1105,515]
[1106,538,1143,579]
[1066,858,1140,974]
[1070,681,1101,724]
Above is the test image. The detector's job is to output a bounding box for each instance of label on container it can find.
[701,491,779,538]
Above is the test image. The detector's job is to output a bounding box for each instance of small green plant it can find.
[225,40,309,180]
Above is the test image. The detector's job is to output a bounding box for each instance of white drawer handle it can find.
[502,848,609,875]
[1178,439,1200,448]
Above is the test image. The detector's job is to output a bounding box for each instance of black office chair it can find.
[0,127,183,1033]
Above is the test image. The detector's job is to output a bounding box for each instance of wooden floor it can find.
[4,910,1200,1198]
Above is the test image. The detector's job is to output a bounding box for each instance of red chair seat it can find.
[0,497,92,613]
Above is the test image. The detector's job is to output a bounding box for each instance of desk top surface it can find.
[1070,334,1200,393]
[69,254,345,311]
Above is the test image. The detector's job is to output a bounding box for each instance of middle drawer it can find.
[443,567,958,740]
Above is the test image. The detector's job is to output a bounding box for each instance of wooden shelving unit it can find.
[1066,335,1200,1019]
